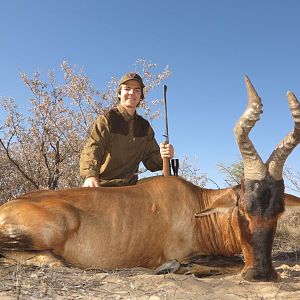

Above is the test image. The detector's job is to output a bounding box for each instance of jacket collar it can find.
[117,104,136,122]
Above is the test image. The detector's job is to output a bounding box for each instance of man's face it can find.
[118,80,142,112]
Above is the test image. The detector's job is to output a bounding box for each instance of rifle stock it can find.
[163,157,171,176]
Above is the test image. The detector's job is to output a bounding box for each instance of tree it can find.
[0,60,170,202]
[283,167,300,195]
[179,155,208,187]
[217,160,244,187]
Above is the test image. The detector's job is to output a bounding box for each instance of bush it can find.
[273,210,300,258]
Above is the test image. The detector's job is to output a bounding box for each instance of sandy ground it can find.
[0,256,299,300]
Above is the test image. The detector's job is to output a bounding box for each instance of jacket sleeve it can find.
[142,125,163,172]
[79,116,110,179]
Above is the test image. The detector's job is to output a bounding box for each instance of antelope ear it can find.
[195,190,238,217]
[284,193,300,207]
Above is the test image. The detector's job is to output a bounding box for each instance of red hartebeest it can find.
[0,77,300,282]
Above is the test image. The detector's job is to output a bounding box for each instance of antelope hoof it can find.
[155,259,180,275]
[241,267,279,282]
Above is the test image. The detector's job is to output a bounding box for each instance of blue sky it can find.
[1,0,300,188]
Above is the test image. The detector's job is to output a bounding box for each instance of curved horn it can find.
[234,76,266,180]
[267,92,300,180]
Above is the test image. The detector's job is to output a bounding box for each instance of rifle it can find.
[162,85,179,177]
[162,85,171,176]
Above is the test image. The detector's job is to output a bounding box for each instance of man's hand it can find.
[83,176,100,187]
[159,143,174,159]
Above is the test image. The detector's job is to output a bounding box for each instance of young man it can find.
[80,72,174,187]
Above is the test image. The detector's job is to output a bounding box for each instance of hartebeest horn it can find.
[266,92,300,180]
[234,76,266,180]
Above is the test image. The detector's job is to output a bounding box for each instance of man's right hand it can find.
[83,177,100,187]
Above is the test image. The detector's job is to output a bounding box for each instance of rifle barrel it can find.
[162,84,171,176]
[163,85,169,143]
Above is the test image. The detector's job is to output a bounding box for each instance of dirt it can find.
[0,255,299,300]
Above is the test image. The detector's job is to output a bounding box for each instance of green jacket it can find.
[80,104,163,186]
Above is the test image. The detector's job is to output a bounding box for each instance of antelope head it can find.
[234,76,300,281]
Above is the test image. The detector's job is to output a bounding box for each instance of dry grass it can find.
[0,262,161,300]
[1,256,300,300]
[273,210,300,259]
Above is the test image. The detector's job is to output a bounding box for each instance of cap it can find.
[118,72,145,88]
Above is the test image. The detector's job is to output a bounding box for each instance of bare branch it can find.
[0,138,39,189]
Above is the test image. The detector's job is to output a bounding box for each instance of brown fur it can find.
[0,176,299,282]
[0,177,241,270]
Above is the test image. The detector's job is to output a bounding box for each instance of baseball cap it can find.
[118,72,145,88]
